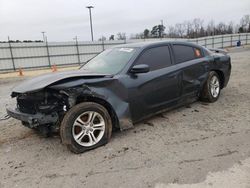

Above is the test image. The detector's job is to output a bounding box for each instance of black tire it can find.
[200,71,221,103]
[60,102,112,154]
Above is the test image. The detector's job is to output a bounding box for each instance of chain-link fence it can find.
[0,33,249,72]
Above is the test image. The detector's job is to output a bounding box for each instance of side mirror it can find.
[130,64,150,74]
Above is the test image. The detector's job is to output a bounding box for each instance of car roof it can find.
[114,40,204,49]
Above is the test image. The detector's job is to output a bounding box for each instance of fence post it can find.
[246,33,248,45]
[212,36,214,48]
[45,37,51,67]
[102,39,105,51]
[222,35,224,48]
[205,38,207,48]
[8,36,16,71]
[74,36,81,65]
[230,35,233,47]
[245,33,247,45]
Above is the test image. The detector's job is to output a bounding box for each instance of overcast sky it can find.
[0,0,249,41]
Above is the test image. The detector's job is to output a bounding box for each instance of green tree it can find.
[143,29,150,38]
[109,35,114,40]
[238,27,244,33]
[151,25,165,38]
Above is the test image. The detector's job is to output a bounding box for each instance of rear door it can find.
[127,45,182,121]
[172,44,209,98]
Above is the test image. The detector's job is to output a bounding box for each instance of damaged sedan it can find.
[6,41,231,153]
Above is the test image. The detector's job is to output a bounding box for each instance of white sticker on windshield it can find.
[119,48,134,52]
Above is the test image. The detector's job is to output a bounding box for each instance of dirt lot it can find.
[0,47,250,188]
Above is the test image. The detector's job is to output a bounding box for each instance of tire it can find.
[60,102,112,154]
[200,71,221,103]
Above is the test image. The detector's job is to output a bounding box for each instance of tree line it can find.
[2,15,249,42]
[106,14,250,40]
[0,40,43,43]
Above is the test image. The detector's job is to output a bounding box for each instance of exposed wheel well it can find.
[212,70,225,89]
[75,96,120,130]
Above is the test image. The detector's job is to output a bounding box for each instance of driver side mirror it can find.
[130,64,150,74]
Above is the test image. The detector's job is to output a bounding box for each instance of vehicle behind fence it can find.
[0,33,249,72]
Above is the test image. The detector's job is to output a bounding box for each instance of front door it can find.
[124,45,182,122]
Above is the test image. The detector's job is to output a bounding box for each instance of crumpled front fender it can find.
[60,85,133,131]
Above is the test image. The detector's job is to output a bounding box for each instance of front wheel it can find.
[60,102,112,153]
[200,71,221,103]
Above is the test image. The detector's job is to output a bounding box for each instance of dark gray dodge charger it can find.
[7,41,231,153]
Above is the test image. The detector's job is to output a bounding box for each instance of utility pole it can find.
[160,20,164,38]
[41,31,46,42]
[44,36,51,67]
[86,6,94,41]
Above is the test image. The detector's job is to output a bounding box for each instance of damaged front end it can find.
[7,84,133,133]
[7,69,134,133]
[7,89,68,131]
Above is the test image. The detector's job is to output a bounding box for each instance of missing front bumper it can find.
[6,107,58,128]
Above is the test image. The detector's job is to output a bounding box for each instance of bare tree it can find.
[98,36,106,41]
[227,21,234,34]
[131,14,249,40]
[207,20,215,36]
[130,33,144,39]
[175,23,185,38]
[216,22,227,34]
[193,18,204,37]
[240,15,250,32]
[168,26,178,38]
[117,32,126,40]
[234,24,241,33]
[184,21,193,38]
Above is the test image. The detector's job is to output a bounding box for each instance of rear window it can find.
[173,45,203,64]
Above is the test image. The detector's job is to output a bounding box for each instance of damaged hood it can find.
[12,70,111,94]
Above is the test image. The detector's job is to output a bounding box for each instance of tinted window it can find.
[173,45,199,64]
[135,46,172,71]
[81,47,138,74]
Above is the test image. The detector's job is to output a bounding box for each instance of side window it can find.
[134,46,172,71]
[173,45,202,64]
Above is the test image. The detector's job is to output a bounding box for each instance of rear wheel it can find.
[60,102,112,153]
[200,71,221,102]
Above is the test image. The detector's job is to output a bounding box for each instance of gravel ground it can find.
[0,47,250,188]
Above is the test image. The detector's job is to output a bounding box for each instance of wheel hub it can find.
[210,75,220,98]
[72,111,105,147]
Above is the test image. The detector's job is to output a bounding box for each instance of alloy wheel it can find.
[210,75,220,98]
[72,111,105,147]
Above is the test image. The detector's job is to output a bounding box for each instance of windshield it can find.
[80,47,138,74]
